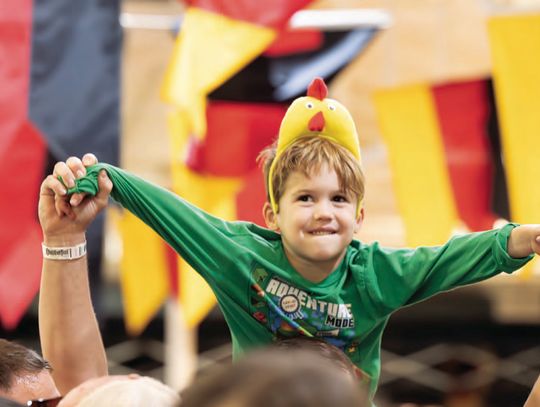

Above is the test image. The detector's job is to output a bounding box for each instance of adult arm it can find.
[38,155,110,394]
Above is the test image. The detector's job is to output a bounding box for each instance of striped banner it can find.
[375,85,459,246]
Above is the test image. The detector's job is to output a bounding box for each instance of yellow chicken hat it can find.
[268,77,362,214]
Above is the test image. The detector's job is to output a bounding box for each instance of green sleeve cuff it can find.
[494,223,534,273]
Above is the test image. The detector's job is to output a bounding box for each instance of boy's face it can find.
[264,165,363,280]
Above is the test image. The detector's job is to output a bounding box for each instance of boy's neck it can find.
[283,247,346,283]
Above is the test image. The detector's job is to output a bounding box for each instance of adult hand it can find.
[38,153,111,245]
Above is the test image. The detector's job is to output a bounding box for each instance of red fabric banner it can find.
[186,101,288,177]
[264,29,323,57]
[432,80,497,231]
[0,0,46,328]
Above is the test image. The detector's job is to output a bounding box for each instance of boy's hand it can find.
[531,229,540,255]
[507,224,540,258]
[38,153,111,245]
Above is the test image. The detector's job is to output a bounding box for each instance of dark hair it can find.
[0,339,52,391]
[181,347,368,407]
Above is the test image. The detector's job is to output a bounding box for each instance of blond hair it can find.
[258,137,365,210]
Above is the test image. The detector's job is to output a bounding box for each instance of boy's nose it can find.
[313,201,333,220]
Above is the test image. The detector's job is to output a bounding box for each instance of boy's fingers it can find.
[82,153,98,167]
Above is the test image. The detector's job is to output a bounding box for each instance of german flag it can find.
[374,79,508,246]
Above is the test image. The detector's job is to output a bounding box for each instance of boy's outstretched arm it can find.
[507,225,540,258]
[38,154,111,394]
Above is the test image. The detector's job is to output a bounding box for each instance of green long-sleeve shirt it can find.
[70,164,533,396]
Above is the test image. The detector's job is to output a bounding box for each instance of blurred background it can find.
[2,0,540,406]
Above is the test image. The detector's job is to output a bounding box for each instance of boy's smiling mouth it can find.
[309,229,337,235]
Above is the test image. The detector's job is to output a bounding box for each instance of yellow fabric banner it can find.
[118,209,170,335]
[488,15,540,224]
[161,7,275,138]
[374,84,459,246]
[488,15,540,276]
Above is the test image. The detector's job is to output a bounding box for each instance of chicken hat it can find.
[268,77,362,214]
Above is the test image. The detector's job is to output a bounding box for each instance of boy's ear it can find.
[354,207,365,233]
[263,202,280,231]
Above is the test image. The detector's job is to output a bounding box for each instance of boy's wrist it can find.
[507,225,537,258]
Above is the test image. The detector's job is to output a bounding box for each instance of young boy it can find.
[42,78,539,399]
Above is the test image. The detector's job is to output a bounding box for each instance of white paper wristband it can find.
[42,241,87,261]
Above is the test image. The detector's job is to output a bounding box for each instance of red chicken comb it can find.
[307,77,328,100]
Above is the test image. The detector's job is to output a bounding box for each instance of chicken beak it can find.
[308,111,325,132]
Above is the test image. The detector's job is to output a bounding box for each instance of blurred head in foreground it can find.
[181,347,368,407]
[58,375,179,407]
[0,339,59,404]
[274,336,371,384]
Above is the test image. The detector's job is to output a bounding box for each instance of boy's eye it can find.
[332,195,348,203]
[298,195,313,202]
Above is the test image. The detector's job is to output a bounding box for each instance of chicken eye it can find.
[306,102,314,109]
[328,104,336,111]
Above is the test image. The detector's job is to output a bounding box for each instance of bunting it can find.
[118,210,171,335]
[160,0,309,138]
